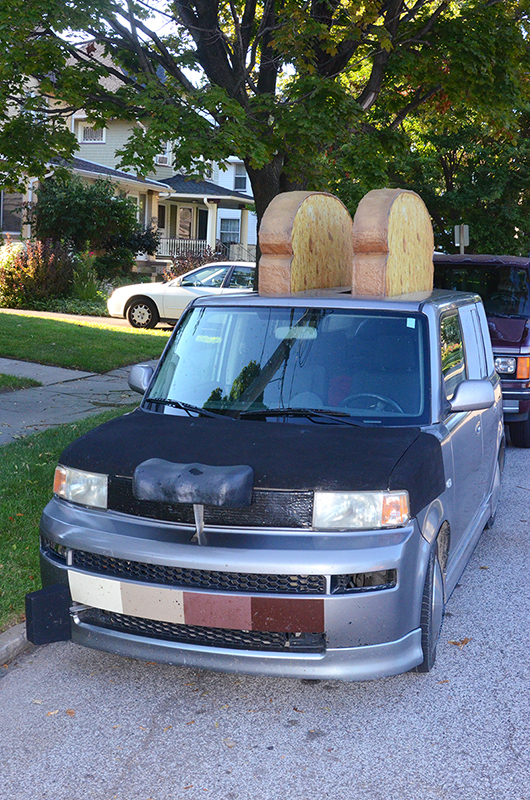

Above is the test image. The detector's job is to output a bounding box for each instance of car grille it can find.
[108,476,313,528]
[71,549,327,595]
[78,608,326,653]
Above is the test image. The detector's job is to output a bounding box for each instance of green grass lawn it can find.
[0,406,137,633]
[0,312,170,373]
[0,374,41,393]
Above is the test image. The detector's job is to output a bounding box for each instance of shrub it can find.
[162,245,227,281]
[0,239,74,308]
[71,251,101,301]
[26,173,160,281]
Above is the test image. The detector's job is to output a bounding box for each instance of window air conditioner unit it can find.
[156,155,170,166]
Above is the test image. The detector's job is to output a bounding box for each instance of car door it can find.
[440,310,485,559]
[162,265,231,318]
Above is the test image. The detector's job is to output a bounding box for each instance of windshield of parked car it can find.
[434,265,530,318]
[146,306,429,424]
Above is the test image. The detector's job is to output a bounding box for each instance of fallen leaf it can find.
[47,710,59,716]
[293,707,305,713]
[186,720,195,725]
[66,709,75,717]
[183,786,194,790]
[32,699,43,705]
[163,726,172,732]
[479,566,489,570]
[437,680,449,684]
[448,637,472,648]
[223,738,236,748]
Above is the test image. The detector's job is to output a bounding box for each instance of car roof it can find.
[433,252,530,269]
[189,287,480,314]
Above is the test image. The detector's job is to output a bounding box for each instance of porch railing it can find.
[157,238,213,258]
[156,238,256,262]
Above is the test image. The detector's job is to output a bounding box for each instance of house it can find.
[1,107,257,274]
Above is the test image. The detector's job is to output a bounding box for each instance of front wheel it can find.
[414,544,444,673]
[126,298,160,329]
[509,416,530,448]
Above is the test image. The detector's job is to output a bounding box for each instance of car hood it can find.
[60,409,445,517]
[488,315,530,348]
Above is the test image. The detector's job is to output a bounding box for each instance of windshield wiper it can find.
[238,408,365,426]
[145,397,233,420]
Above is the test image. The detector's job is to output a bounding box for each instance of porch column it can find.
[145,190,158,271]
[239,205,249,249]
[205,199,218,249]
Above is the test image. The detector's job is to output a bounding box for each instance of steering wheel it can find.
[340,392,404,413]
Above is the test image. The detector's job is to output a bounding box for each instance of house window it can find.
[220,218,240,244]
[0,191,23,233]
[234,164,247,191]
[158,205,166,230]
[79,124,105,143]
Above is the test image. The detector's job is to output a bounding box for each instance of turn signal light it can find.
[517,357,530,380]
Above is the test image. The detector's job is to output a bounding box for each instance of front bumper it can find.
[40,497,429,681]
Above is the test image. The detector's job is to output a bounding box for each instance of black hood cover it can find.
[60,409,445,516]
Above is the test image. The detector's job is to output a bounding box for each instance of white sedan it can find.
[107,261,255,328]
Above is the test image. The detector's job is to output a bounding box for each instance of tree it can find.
[329,107,530,256]
[0,1,529,227]
[26,172,160,276]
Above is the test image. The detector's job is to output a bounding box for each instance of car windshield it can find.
[434,265,530,318]
[146,306,429,424]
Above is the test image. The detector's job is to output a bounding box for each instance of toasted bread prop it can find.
[258,187,434,297]
[352,188,434,297]
[258,191,354,295]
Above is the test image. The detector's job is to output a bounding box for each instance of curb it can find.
[0,622,33,666]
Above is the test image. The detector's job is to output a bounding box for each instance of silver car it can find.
[39,289,503,680]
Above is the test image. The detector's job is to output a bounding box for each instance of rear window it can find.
[434,264,530,318]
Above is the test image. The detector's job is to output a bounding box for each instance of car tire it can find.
[509,417,530,448]
[414,543,444,673]
[126,298,160,329]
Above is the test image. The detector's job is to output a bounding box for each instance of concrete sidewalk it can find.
[0,356,156,445]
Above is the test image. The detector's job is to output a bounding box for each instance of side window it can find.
[181,265,229,287]
[440,312,466,400]
[228,267,254,288]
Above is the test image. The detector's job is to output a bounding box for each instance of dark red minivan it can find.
[434,253,530,447]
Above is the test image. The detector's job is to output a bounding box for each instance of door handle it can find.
[475,421,481,435]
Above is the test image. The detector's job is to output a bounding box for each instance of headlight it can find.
[53,465,108,509]
[313,491,410,530]
[494,356,516,375]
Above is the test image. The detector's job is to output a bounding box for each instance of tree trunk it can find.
[245,154,285,231]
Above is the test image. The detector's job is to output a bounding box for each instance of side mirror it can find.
[449,379,495,413]
[128,364,154,395]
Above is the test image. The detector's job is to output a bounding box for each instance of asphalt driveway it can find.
[0,446,528,800]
